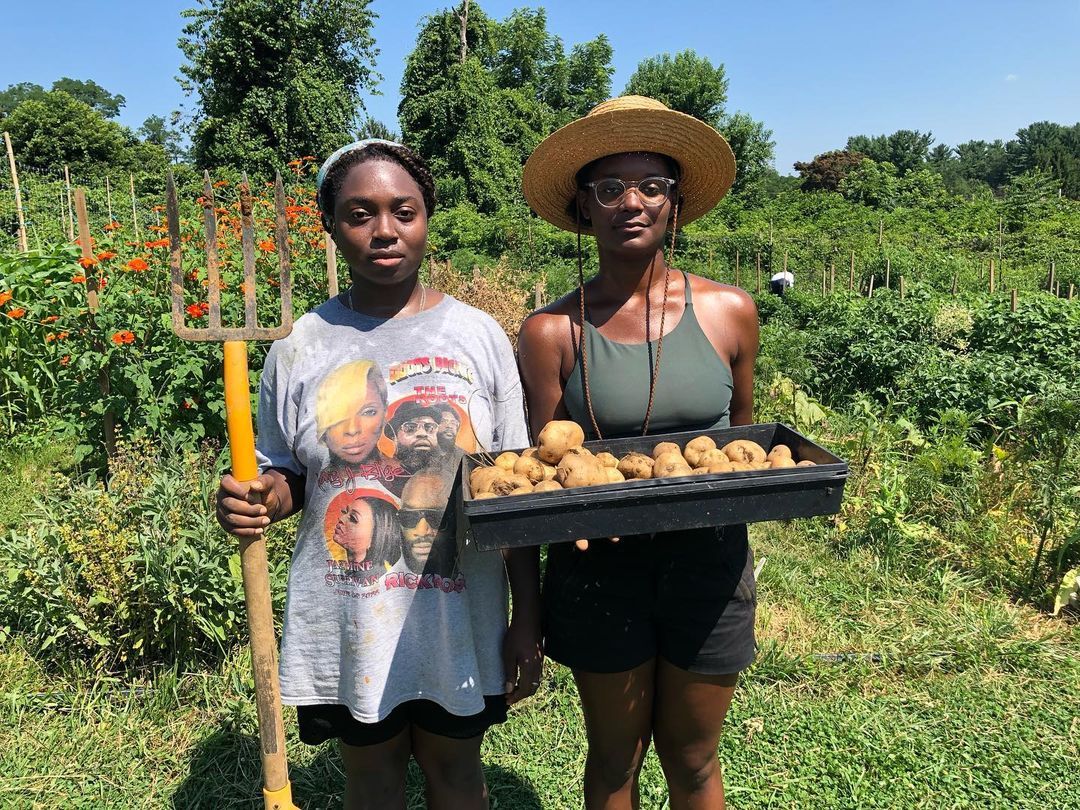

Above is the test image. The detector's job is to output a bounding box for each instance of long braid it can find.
[577,221,603,440]
[641,200,679,436]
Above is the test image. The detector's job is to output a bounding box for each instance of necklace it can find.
[345,282,426,316]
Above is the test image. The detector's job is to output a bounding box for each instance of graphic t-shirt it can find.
[255,293,528,722]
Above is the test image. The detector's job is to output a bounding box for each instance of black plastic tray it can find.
[456,423,848,551]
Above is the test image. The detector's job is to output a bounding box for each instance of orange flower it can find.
[41,315,59,324]
[6,307,27,319]
[0,291,11,306]
[57,331,69,340]
[60,355,71,366]
[104,221,122,232]
[45,333,57,343]
[212,180,229,188]
[77,255,99,270]
[72,274,87,284]
[111,330,135,345]
[258,239,276,252]
[181,399,195,409]
[126,258,149,272]
[186,302,210,318]
[96,250,117,262]
[144,238,169,249]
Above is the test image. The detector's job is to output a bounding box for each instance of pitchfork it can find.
[167,171,299,810]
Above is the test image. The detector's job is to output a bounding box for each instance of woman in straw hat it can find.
[216,139,541,809]
[518,97,759,809]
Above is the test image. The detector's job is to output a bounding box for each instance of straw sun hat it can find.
[522,95,736,234]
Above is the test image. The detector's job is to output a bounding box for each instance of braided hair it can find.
[317,143,437,233]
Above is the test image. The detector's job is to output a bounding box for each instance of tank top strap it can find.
[681,271,693,305]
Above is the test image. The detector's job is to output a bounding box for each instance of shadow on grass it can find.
[171,726,541,809]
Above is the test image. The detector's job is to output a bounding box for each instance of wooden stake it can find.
[900,275,906,300]
[1070,284,1075,302]
[105,175,113,223]
[885,257,891,289]
[821,264,827,296]
[1048,261,1055,292]
[534,281,544,309]
[989,259,995,294]
[1055,281,1060,297]
[878,219,883,246]
[1010,289,1017,312]
[129,173,140,243]
[64,165,74,241]
[830,261,836,293]
[849,251,855,291]
[4,132,28,252]
[868,275,875,299]
[75,188,117,459]
[325,232,338,298]
[951,275,958,296]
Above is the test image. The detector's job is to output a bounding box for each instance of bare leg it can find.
[651,658,739,810]
[411,726,489,810]
[340,727,412,810]
[574,660,656,810]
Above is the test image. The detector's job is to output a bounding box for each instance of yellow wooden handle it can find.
[224,340,259,482]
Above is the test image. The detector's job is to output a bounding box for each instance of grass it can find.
[3,516,1078,809]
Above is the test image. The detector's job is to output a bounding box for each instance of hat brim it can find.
[522,106,736,234]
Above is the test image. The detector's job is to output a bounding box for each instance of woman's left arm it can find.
[726,289,759,426]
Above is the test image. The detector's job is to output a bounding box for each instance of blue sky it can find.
[3,0,1078,174]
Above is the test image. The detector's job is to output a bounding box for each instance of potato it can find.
[490,472,533,496]
[540,462,558,481]
[564,445,594,458]
[509,485,534,496]
[537,420,586,464]
[692,466,712,475]
[555,452,606,488]
[495,451,519,471]
[655,451,693,478]
[722,440,767,464]
[596,452,619,469]
[728,461,755,471]
[751,461,771,470]
[652,441,682,460]
[770,456,797,469]
[474,492,499,500]
[520,447,539,459]
[469,466,503,495]
[797,460,817,467]
[684,436,717,467]
[533,480,563,493]
[707,463,734,473]
[618,452,654,480]
[767,444,793,464]
[698,448,729,467]
[604,467,626,484]
[513,455,546,484]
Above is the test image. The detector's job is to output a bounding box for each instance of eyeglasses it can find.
[399,507,450,530]
[583,176,676,208]
[399,420,438,436]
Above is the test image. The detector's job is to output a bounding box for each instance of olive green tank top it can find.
[564,273,734,440]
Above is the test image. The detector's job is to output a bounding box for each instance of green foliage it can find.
[1,91,166,178]
[0,439,290,669]
[138,114,186,163]
[623,50,728,127]
[49,78,126,118]
[794,149,868,192]
[846,129,934,176]
[178,0,379,174]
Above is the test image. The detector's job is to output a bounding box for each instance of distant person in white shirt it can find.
[770,268,794,296]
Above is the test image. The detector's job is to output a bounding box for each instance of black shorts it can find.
[543,524,756,675]
[296,696,507,747]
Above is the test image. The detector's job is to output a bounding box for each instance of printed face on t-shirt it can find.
[324,384,386,465]
[393,415,443,472]
[332,500,374,562]
[399,475,454,574]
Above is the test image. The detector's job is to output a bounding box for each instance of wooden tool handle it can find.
[223,340,298,809]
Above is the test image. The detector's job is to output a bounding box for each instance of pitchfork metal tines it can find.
[167,170,294,341]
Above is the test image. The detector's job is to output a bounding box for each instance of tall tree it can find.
[0,83,46,118]
[720,111,775,194]
[50,78,126,118]
[794,149,867,192]
[178,0,379,174]
[138,114,186,163]
[846,130,933,176]
[623,50,728,128]
[1007,121,1080,198]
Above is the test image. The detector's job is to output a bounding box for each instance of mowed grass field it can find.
[3,506,1078,809]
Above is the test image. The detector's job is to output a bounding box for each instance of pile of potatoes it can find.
[468,420,817,499]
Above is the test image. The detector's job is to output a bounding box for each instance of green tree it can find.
[0,82,47,118]
[50,78,126,118]
[720,111,775,194]
[179,0,380,174]
[357,117,399,142]
[138,114,186,163]
[623,50,728,127]
[563,35,614,119]
[2,91,164,178]
[1007,121,1080,199]
[847,130,933,176]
